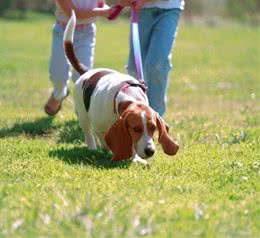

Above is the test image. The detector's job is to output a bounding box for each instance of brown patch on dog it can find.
[64,41,87,75]
[82,71,113,111]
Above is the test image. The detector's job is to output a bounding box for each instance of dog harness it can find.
[113,81,146,115]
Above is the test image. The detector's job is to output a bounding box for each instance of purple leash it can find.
[108,2,146,87]
[131,3,145,85]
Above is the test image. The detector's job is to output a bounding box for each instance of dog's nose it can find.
[144,147,155,157]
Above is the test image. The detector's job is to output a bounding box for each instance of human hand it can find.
[97,0,105,8]
[95,4,111,18]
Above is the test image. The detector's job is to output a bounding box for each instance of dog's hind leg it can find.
[74,87,97,150]
[77,113,97,150]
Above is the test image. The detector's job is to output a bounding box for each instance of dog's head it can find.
[104,102,179,161]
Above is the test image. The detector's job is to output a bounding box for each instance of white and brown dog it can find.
[63,12,179,164]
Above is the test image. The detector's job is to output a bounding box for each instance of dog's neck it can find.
[114,83,147,116]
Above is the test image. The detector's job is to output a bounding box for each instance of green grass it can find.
[0,13,259,238]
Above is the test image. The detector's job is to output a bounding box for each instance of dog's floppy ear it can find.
[156,114,179,156]
[118,100,133,116]
[104,116,132,161]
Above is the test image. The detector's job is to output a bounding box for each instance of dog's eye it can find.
[133,126,143,133]
[149,125,156,132]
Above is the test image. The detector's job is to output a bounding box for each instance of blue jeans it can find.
[127,8,181,116]
[49,23,96,100]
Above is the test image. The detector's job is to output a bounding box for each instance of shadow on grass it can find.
[0,117,85,143]
[57,119,84,144]
[0,117,55,138]
[49,146,132,169]
[1,116,132,169]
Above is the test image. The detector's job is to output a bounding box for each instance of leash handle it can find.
[131,2,144,83]
[107,5,124,20]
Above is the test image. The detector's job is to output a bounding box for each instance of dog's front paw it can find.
[132,155,148,165]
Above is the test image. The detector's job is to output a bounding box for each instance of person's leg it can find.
[144,9,181,116]
[71,24,96,82]
[45,24,71,115]
[49,24,70,100]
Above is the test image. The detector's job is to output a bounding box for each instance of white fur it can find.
[63,11,76,43]
[135,111,155,158]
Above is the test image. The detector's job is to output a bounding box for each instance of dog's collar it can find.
[113,81,147,115]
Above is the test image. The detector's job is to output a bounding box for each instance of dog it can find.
[63,11,179,164]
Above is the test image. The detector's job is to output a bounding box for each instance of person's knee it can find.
[49,61,70,81]
[145,59,171,78]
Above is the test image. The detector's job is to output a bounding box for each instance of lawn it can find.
[0,13,259,238]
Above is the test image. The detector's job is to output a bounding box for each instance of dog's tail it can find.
[63,11,88,75]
